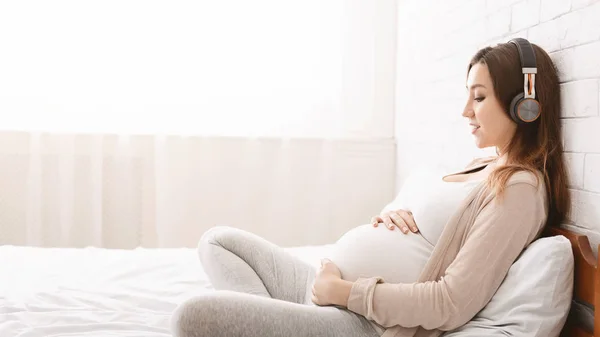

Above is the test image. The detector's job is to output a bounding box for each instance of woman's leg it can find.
[197,225,316,304]
[171,290,380,337]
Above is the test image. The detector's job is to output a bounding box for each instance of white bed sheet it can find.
[0,244,333,337]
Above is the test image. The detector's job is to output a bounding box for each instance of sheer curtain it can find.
[0,0,397,248]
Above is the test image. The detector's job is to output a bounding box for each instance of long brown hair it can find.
[467,41,570,228]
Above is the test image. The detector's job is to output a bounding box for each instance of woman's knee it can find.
[197,225,250,268]
[172,291,257,337]
[198,225,234,252]
[170,293,223,337]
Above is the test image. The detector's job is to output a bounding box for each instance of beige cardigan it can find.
[347,157,549,337]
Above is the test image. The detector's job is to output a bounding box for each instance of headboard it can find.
[545,226,600,337]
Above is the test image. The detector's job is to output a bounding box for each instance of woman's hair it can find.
[467,42,570,228]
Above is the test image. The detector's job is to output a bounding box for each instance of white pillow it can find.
[442,235,574,337]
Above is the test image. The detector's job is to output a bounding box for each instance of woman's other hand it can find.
[371,209,419,234]
[311,259,344,306]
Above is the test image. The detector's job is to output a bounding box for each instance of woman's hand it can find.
[371,209,419,234]
[311,258,349,306]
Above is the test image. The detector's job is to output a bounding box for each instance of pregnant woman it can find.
[171,38,571,337]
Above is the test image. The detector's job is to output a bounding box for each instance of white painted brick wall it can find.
[564,152,586,188]
[486,6,512,38]
[511,0,541,31]
[396,0,600,253]
[552,41,600,82]
[486,0,525,13]
[530,2,600,53]
[563,118,600,153]
[560,80,599,117]
[585,154,600,193]
[540,0,571,21]
[573,0,600,9]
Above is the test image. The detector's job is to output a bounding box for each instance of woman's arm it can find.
[345,180,547,331]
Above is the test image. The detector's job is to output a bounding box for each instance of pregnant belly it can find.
[327,224,433,284]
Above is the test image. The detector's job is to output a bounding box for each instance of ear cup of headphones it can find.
[509,92,541,123]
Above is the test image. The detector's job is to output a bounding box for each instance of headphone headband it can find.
[508,38,537,74]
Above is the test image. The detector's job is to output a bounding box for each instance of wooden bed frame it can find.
[546,226,599,337]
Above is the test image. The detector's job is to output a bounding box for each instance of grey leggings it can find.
[170,225,382,337]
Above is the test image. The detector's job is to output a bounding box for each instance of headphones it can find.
[508,38,541,124]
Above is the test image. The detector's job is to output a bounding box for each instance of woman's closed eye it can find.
[474,96,485,102]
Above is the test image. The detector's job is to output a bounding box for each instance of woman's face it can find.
[462,63,516,152]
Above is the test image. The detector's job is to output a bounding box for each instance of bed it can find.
[0,227,596,337]
[0,242,333,336]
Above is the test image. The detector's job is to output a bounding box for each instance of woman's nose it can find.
[462,103,473,118]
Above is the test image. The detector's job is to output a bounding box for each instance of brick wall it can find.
[395,0,600,252]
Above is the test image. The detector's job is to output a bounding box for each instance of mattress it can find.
[0,244,333,337]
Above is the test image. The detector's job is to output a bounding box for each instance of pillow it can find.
[442,235,574,337]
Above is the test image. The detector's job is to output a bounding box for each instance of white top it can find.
[327,169,483,285]
[384,169,484,246]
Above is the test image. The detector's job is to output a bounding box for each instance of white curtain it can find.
[0,132,395,248]
[0,0,397,248]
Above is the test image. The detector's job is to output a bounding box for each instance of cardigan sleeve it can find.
[346,179,547,330]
